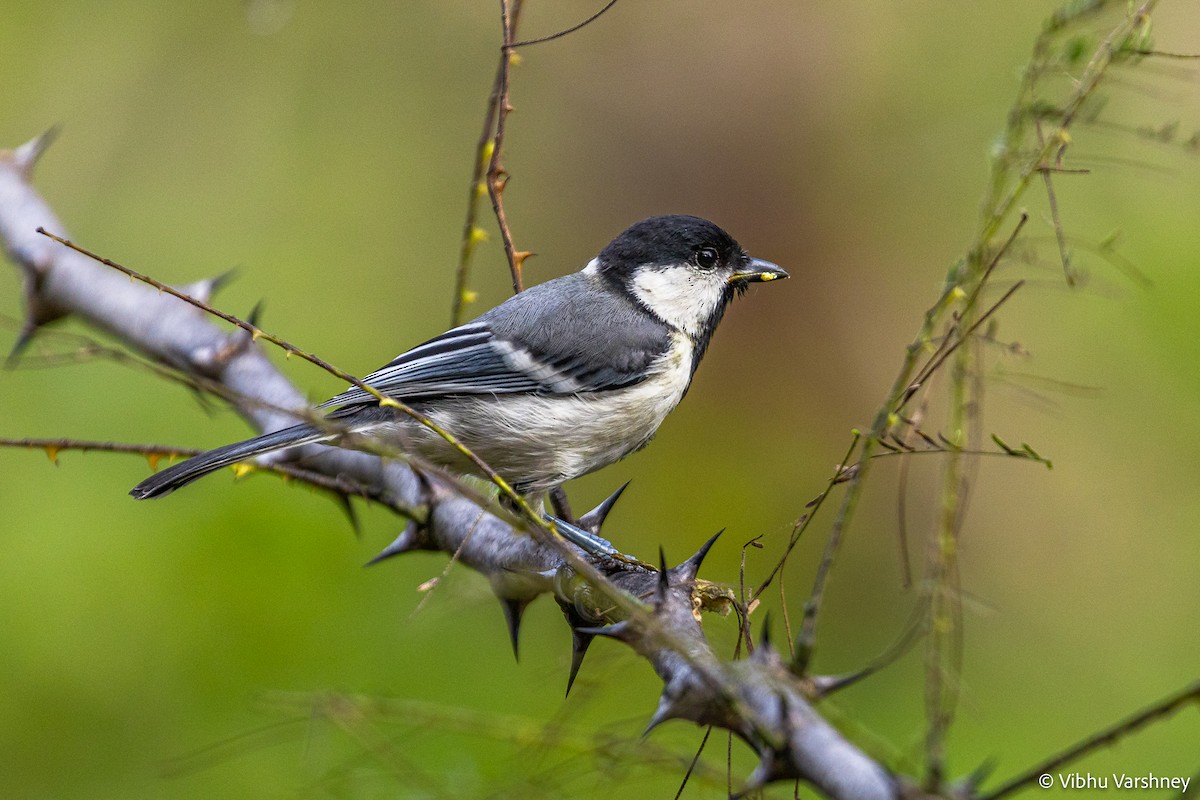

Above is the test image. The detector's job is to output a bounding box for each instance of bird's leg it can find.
[549,485,575,525]
[498,485,616,555]
[541,483,623,556]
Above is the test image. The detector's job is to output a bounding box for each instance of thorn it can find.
[365,523,420,565]
[752,621,786,670]
[574,620,631,642]
[209,268,238,296]
[512,250,534,269]
[736,696,797,796]
[791,633,814,677]
[642,694,676,737]
[955,758,997,794]
[656,547,670,602]
[334,493,361,537]
[499,597,529,661]
[13,125,60,178]
[178,268,238,304]
[577,480,630,535]
[247,300,265,328]
[809,668,872,697]
[673,529,723,581]
[736,755,776,799]
[565,628,594,697]
[4,322,38,367]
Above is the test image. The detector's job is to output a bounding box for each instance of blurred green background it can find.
[1,2,1197,797]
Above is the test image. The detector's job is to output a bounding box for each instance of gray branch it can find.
[1,131,905,800]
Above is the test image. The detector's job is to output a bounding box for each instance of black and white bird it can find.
[130,215,786,504]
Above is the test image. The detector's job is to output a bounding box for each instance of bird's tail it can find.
[130,423,329,499]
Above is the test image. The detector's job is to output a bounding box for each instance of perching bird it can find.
[130,215,787,502]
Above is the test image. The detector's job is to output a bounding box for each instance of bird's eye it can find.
[696,247,719,269]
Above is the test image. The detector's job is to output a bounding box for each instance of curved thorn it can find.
[13,125,60,177]
[5,322,38,367]
[247,300,266,327]
[365,523,419,565]
[575,621,630,641]
[577,480,630,535]
[499,597,528,661]
[565,628,594,697]
[643,695,674,737]
[675,528,724,580]
[335,493,361,538]
[656,546,670,601]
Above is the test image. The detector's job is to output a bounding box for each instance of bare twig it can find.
[978,680,1200,800]
[0,436,202,466]
[0,436,427,519]
[752,431,860,608]
[35,229,553,538]
[1128,48,1200,59]
[487,0,527,295]
[673,725,713,800]
[510,0,620,48]
[899,214,1029,413]
[1036,120,1076,286]
[449,2,526,326]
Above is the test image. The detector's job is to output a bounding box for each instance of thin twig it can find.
[908,280,1025,414]
[792,431,866,674]
[0,437,202,465]
[488,0,526,295]
[1128,48,1200,59]
[978,680,1200,800]
[838,442,1053,473]
[449,2,525,326]
[900,214,1029,413]
[674,725,713,800]
[811,597,930,700]
[0,436,427,519]
[894,424,917,589]
[751,432,861,605]
[35,229,546,530]
[510,0,620,48]
[1036,119,1076,286]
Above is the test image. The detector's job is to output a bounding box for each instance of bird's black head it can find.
[596,215,744,279]
[590,215,787,348]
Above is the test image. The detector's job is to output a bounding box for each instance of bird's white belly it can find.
[382,332,695,493]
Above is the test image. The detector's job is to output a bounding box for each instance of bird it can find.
[129,214,787,505]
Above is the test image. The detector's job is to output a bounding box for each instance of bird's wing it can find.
[318,323,662,409]
[319,274,673,409]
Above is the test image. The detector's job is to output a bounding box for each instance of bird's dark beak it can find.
[728,258,788,285]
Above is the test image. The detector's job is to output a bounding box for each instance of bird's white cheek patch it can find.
[631,266,727,338]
